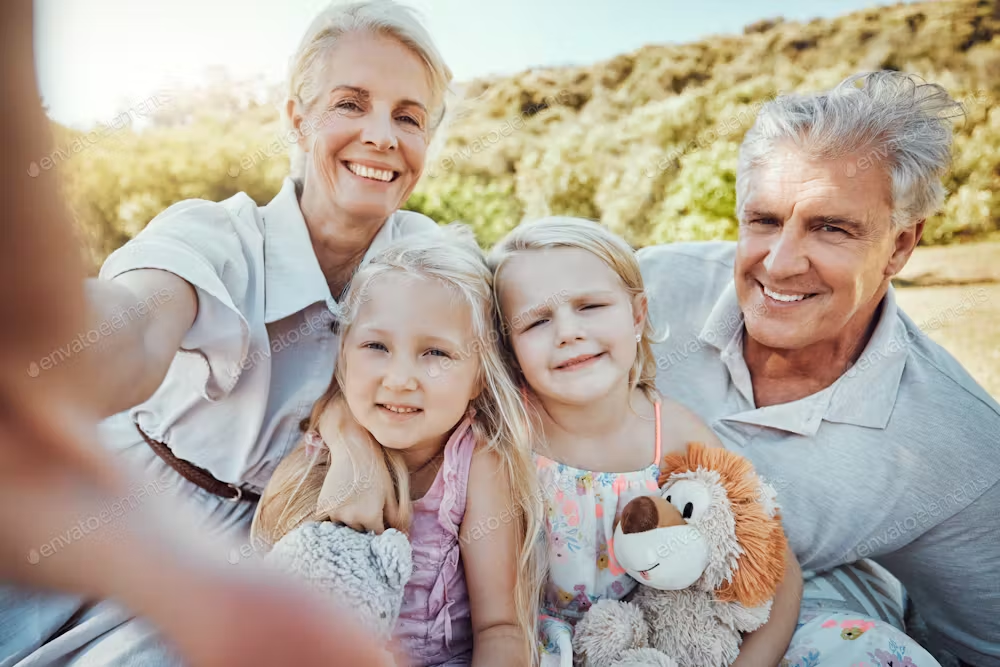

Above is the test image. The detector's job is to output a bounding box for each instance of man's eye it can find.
[820,224,846,234]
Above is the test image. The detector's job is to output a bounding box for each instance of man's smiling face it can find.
[735,143,906,352]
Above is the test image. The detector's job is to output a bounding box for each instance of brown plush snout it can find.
[620,495,685,534]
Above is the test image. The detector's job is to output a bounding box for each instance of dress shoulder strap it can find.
[652,399,662,467]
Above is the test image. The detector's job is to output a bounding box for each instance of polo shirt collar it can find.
[826,286,909,430]
[701,280,908,435]
[262,177,399,324]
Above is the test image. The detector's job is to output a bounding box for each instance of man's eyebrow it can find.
[742,208,780,220]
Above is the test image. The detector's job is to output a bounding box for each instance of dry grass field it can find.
[894,241,1000,400]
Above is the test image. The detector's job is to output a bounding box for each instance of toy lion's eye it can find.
[665,495,671,503]
[682,502,693,520]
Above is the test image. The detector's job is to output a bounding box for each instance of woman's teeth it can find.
[763,286,810,302]
[346,162,396,182]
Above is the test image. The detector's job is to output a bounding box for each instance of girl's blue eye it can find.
[426,349,451,358]
[581,304,605,310]
[524,319,548,331]
[364,342,387,352]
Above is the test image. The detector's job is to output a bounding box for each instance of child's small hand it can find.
[315,398,395,534]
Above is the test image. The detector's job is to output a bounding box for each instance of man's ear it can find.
[885,219,924,279]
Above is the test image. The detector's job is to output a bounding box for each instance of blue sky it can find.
[36,0,909,127]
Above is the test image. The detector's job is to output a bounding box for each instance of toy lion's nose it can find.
[620,495,685,533]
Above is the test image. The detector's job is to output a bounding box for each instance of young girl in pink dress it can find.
[253,229,542,667]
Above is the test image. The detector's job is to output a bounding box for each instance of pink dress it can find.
[393,417,477,666]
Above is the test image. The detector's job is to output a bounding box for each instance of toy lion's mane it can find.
[659,442,788,608]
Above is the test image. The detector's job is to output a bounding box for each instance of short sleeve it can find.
[876,481,1000,666]
[98,196,257,400]
[394,209,442,236]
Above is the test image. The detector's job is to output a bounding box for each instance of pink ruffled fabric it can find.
[393,417,476,667]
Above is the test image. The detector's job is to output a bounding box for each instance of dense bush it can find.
[48,0,1000,271]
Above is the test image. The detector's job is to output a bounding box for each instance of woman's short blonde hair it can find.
[285,0,453,180]
[489,216,659,401]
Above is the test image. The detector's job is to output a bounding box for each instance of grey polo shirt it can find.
[638,241,1000,666]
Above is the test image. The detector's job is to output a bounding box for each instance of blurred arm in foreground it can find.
[0,1,391,664]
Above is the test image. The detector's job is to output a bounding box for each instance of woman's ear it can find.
[286,98,311,154]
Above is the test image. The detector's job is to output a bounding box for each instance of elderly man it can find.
[639,71,1000,666]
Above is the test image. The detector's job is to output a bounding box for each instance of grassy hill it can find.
[408,0,1000,247]
[48,0,1000,270]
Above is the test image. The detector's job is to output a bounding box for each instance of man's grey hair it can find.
[736,71,965,230]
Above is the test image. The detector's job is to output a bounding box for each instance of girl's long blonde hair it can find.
[252,226,543,662]
[488,216,659,403]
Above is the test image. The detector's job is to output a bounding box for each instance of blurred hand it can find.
[0,2,400,664]
[315,396,396,534]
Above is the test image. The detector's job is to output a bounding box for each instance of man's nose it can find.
[763,226,809,280]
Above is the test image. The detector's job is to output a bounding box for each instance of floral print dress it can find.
[536,402,662,666]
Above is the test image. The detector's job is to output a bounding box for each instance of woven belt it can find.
[137,425,261,503]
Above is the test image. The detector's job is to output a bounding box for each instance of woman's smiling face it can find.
[295,31,433,221]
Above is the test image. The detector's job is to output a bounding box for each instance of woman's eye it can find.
[336,100,363,112]
[397,115,421,127]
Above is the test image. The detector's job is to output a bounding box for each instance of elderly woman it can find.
[640,71,1000,667]
[0,1,450,664]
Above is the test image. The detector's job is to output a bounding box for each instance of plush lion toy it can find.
[573,443,788,667]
